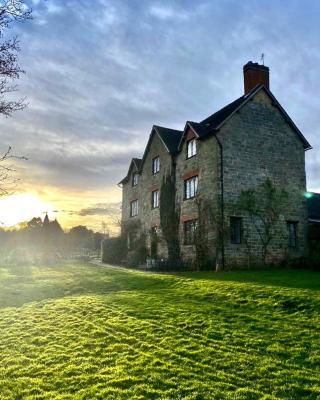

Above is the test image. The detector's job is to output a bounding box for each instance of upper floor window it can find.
[287,221,297,248]
[130,199,139,217]
[132,172,139,187]
[184,219,198,244]
[151,190,159,209]
[230,217,242,244]
[184,175,198,199]
[187,139,197,159]
[152,156,160,174]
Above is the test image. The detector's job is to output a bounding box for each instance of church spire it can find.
[43,213,50,227]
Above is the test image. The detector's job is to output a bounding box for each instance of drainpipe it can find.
[213,133,225,270]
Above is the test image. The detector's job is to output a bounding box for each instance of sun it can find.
[0,193,56,228]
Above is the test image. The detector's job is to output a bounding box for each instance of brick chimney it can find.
[243,61,269,94]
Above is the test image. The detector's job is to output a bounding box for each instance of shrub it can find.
[101,237,127,264]
[126,233,148,267]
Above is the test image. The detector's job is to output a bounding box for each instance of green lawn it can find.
[0,263,319,400]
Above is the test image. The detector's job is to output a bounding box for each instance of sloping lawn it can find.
[0,263,319,400]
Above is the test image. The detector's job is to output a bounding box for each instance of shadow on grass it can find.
[0,262,179,308]
[0,262,318,309]
[180,268,320,291]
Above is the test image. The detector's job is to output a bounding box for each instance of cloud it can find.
[78,202,121,216]
[148,4,190,21]
[0,0,318,226]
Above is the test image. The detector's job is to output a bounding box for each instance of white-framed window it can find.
[132,172,139,187]
[287,221,297,248]
[184,176,198,199]
[152,156,160,174]
[130,200,139,217]
[187,139,197,158]
[151,190,159,209]
[184,219,198,244]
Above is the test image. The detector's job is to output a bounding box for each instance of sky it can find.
[0,0,319,232]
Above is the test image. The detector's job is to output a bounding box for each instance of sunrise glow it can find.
[0,193,56,228]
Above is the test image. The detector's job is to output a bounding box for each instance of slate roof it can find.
[132,158,142,170]
[118,157,142,185]
[153,125,183,154]
[119,84,312,185]
[200,95,247,133]
[307,193,320,220]
[185,85,311,150]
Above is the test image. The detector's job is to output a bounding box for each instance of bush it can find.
[101,237,127,264]
[127,245,148,267]
[126,233,148,267]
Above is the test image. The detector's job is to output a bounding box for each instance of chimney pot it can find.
[243,61,269,94]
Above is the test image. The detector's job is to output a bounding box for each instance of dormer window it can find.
[132,172,139,187]
[187,139,197,159]
[152,156,160,174]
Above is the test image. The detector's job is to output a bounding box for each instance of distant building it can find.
[307,193,320,244]
[119,62,312,267]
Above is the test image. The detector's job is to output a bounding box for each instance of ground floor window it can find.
[184,219,198,244]
[287,221,297,248]
[230,217,242,244]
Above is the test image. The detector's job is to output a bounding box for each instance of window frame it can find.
[184,219,198,245]
[187,138,197,159]
[184,175,198,199]
[230,216,242,244]
[130,199,139,217]
[151,190,159,209]
[152,156,160,174]
[132,172,139,187]
[287,221,298,248]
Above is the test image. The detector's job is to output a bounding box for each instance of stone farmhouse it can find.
[119,62,312,268]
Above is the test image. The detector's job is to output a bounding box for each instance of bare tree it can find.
[0,146,27,196]
[0,1,32,195]
[0,0,32,116]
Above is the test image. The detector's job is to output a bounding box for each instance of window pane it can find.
[287,222,297,247]
[185,176,198,199]
[152,191,159,208]
[230,217,242,244]
[132,173,138,186]
[131,200,139,217]
[184,219,197,244]
[187,139,197,158]
[152,157,160,174]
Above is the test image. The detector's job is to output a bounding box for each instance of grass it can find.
[0,263,319,400]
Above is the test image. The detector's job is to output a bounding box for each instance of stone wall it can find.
[175,128,220,261]
[218,89,308,266]
[121,131,173,258]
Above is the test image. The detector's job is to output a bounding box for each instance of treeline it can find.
[0,216,106,263]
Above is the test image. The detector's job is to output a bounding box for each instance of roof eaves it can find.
[213,84,312,151]
[214,84,262,130]
[263,87,312,150]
